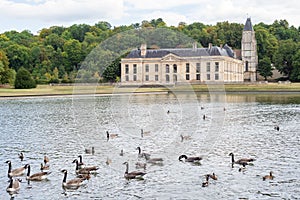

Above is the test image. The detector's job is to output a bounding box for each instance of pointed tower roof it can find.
[243,18,253,31]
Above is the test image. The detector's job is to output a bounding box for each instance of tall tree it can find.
[0,50,15,85]
[273,39,299,79]
[5,43,31,71]
[63,39,84,72]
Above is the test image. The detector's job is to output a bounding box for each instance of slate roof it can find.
[244,18,253,31]
[126,45,235,59]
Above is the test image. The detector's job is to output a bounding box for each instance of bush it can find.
[14,67,37,89]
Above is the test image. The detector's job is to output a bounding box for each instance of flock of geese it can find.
[5,125,277,197]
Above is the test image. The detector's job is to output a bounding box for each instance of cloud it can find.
[0,0,299,34]
[0,0,124,22]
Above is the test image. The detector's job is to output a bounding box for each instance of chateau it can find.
[121,18,258,85]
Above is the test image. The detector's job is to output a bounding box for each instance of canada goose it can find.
[73,159,99,174]
[180,134,191,142]
[229,153,255,165]
[178,155,202,162]
[143,154,163,164]
[123,162,146,180]
[44,156,49,165]
[77,155,85,169]
[208,173,218,180]
[120,149,124,156]
[6,178,22,193]
[26,164,51,181]
[274,125,280,131]
[6,160,29,177]
[18,152,24,161]
[202,174,210,187]
[106,131,118,141]
[61,169,85,190]
[136,146,150,158]
[85,147,95,154]
[40,163,50,171]
[135,162,147,169]
[263,171,274,181]
[141,129,150,137]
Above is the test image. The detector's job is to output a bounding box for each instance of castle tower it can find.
[242,17,258,82]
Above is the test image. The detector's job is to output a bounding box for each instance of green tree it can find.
[258,57,273,80]
[291,50,300,81]
[0,50,15,85]
[14,67,36,89]
[63,39,85,72]
[5,43,31,71]
[102,56,121,82]
[254,26,279,60]
[273,39,299,79]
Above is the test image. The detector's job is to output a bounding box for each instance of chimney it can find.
[140,43,147,57]
[208,43,212,49]
[192,41,197,51]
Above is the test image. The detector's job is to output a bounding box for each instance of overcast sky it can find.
[0,0,299,34]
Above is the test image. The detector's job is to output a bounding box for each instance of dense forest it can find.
[0,18,299,88]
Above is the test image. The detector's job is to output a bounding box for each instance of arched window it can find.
[245,61,249,72]
[173,64,177,73]
[166,64,170,73]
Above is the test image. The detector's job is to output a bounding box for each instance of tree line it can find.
[0,18,299,88]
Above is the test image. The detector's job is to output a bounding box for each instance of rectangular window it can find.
[206,62,210,72]
[145,64,149,73]
[186,74,190,80]
[196,63,200,73]
[133,64,137,74]
[173,64,177,73]
[166,75,170,82]
[133,75,137,81]
[155,75,159,81]
[155,64,159,72]
[125,75,129,81]
[215,62,219,72]
[186,63,190,73]
[215,73,219,80]
[145,75,149,81]
[196,74,201,80]
[125,64,129,74]
[166,65,170,73]
[207,74,210,80]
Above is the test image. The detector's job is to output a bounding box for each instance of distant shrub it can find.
[14,67,37,89]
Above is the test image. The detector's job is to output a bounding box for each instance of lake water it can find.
[0,92,299,199]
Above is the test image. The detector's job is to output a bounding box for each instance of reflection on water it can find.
[0,93,299,199]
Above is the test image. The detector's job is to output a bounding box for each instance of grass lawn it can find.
[0,83,300,97]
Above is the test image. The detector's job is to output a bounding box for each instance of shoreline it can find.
[1,90,299,100]
[1,83,300,99]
